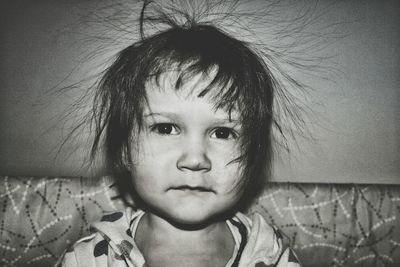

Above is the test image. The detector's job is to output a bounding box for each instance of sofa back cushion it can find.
[1,176,399,266]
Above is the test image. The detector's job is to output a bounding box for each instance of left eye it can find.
[150,123,180,135]
[211,127,238,140]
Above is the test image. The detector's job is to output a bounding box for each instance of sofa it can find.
[0,176,399,267]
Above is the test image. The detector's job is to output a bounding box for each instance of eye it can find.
[151,123,180,135]
[211,127,238,140]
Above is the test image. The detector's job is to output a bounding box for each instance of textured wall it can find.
[0,0,399,183]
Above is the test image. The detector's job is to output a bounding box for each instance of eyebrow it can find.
[143,112,179,119]
[143,112,240,123]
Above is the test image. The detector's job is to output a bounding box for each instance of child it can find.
[59,1,302,266]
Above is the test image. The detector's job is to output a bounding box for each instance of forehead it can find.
[144,69,239,119]
[147,69,207,97]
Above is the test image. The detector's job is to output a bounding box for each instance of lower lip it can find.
[170,188,213,194]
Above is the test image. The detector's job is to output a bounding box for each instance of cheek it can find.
[131,134,180,162]
[209,140,241,162]
[129,166,151,192]
[213,161,243,192]
[210,140,241,167]
[129,141,172,186]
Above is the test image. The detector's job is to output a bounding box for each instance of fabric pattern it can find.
[250,183,400,267]
[0,176,399,266]
[0,176,123,266]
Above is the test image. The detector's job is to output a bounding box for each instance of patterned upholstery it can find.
[0,176,399,267]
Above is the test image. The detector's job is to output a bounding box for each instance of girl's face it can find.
[130,72,243,226]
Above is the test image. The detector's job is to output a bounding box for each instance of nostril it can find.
[176,152,211,172]
[177,137,211,172]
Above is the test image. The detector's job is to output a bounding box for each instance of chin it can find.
[162,205,235,229]
[168,209,214,227]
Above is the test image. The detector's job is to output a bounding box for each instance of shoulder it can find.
[56,233,110,267]
[234,212,302,267]
[57,208,143,267]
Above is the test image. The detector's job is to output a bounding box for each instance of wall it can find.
[0,0,399,183]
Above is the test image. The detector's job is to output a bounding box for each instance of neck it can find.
[135,211,234,255]
[134,212,236,267]
[141,212,227,243]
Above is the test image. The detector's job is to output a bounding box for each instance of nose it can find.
[176,136,211,172]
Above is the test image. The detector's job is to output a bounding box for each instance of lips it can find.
[169,185,215,193]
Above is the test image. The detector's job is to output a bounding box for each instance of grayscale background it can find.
[0,0,399,184]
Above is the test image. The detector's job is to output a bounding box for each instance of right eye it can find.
[150,123,180,135]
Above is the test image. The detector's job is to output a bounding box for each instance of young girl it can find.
[59,1,302,266]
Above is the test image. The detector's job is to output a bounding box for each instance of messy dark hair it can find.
[90,1,284,211]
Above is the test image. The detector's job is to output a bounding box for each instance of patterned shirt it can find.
[57,208,301,267]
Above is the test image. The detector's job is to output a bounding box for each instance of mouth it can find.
[169,185,215,193]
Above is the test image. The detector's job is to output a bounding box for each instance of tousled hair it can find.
[91,2,278,211]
